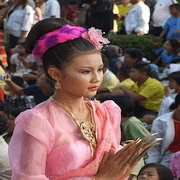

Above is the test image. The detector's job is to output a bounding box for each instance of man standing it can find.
[124,0,150,35]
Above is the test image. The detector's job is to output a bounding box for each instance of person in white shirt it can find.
[150,0,177,36]
[43,0,60,19]
[6,0,34,55]
[124,0,150,35]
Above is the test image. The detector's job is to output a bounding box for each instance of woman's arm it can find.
[9,126,49,179]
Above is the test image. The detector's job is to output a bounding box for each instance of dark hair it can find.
[124,48,143,62]
[102,45,123,59]
[0,100,15,117]
[118,66,131,78]
[173,93,180,109]
[69,0,78,5]
[18,42,31,54]
[26,18,97,79]
[167,71,180,85]
[131,62,151,76]
[167,38,180,54]
[101,53,109,68]
[11,76,24,87]
[169,3,180,11]
[16,0,28,9]
[99,95,135,117]
[10,107,29,118]
[0,114,7,135]
[138,163,174,180]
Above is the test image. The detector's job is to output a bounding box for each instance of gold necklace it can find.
[50,96,97,157]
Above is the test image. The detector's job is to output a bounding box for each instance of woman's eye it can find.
[98,68,103,72]
[81,70,90,74]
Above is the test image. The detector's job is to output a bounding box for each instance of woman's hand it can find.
[93,138,153,180]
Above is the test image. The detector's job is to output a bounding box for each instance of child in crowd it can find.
[170,151,180,180]
[137,163,174,180]
[122,48,143,66]
[159,4,180,40]
[10,42,36,74]
[112,62,165,125]
[102,45,123,76]
[96,54,120,99]
[96,66,134,99]
[158,71,180,116]
[152,38,180,70]
[146,93,180,167]
[99,53,120,88]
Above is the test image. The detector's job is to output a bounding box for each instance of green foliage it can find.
[107,34,164,60]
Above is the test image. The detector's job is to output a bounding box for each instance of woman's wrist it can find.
[91,176,96,180]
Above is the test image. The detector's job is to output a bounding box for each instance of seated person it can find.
[95,54,119,99]
[96,66,134,98]
[112,62,165,125]
[146,93,180,168]
[102,45,123,76]
[100,94,150,140]
[22,63,45,85]
[158,71,180,116]
[99,54,120,88]
[152,38,180,71]
[4,75,30,108]
[9,42,36,75]
[4,74,54,106]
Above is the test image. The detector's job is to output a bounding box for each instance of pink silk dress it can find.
[8,99,122,180]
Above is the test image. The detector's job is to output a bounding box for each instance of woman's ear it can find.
[47,67,62,81]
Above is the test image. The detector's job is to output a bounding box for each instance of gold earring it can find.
[55,81,61,89]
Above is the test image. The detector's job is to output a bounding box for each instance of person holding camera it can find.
[9,42,36,75]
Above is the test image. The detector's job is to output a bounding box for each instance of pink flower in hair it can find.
[82,27,110,50]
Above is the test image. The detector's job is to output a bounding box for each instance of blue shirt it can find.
[23,85,54,105]
[163,16,180,39]
[160,50,179,65]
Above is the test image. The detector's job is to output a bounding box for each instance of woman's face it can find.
[58,52,103,98]
[138,167,159,180]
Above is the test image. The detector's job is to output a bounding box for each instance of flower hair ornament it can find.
[32,24,110,60]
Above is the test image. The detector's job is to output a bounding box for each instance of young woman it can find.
[137,163,174,180]
[8,18,154,180]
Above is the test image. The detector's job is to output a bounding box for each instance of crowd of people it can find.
[0,0,179,180]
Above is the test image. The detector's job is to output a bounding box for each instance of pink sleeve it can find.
[102,100,122,146]
[8,110,55,180]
